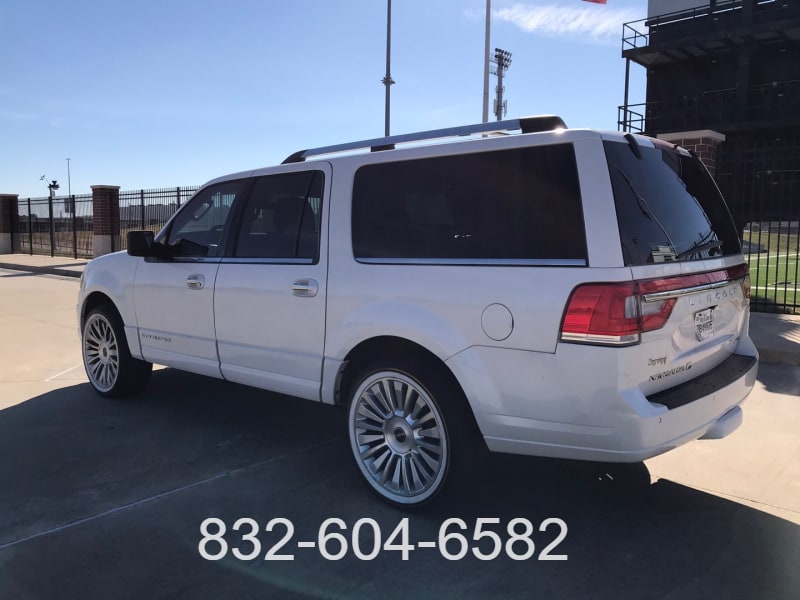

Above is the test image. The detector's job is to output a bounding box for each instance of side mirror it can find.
[127,230,161,257]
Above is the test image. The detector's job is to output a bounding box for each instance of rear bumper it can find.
[647,354,756,411]
[446,341,758,463]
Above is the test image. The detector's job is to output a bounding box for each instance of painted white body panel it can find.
[77,250,139,350]
[214,262,327,400]
[133,259,222,379]
[445,338,757,462]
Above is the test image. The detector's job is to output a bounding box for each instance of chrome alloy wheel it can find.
[348,371,448,504]
[82,313,120,393]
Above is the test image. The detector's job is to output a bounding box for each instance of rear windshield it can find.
[604,140,741,266]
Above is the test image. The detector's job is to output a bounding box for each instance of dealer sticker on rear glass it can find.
[694,308,714,342]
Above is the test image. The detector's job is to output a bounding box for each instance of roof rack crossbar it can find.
[281,115,566,164]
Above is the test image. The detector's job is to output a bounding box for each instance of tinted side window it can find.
[234,171,323,260]
[604,140,741,265]
[352,144,586,262]
[167,180,243,256]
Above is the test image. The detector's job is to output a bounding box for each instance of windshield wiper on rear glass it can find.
[675,240,724,261]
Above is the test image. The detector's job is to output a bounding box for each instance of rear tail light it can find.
[560,283,675,346]
[560,265,748,346]
[560,283,642,345]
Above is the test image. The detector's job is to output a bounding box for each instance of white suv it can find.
[78,116,758,506]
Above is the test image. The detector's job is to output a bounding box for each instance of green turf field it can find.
[747,252,800,313]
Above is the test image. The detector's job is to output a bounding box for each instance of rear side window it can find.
[234,171,323,261]
[604,140,741,266]
[352,144,587,263]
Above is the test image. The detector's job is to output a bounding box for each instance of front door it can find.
[133,179,247,378]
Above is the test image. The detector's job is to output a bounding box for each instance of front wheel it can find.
[82,305,152,397]
[346,360,479,507]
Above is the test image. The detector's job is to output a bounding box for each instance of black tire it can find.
[81,304,152,398]
[345,357,482,507]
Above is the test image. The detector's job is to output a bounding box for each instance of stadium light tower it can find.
[491,47,512,121]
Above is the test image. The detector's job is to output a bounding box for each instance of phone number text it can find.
[199,516,568,562]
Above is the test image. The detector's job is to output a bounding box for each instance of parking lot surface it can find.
[1,269,798,599]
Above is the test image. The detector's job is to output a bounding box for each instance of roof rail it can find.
[281,115,567,164]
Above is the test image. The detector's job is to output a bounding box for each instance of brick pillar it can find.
[0,194,20,254]
[91,185,120,257]
[656,130,726,179]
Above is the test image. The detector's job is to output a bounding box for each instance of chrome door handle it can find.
[186,274,205,290]
[292,278,318,297]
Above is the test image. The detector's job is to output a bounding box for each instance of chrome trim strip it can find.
[642,278,742,303]
[355,258,587,267]
[560,332,640,346]
[219,257,315,265]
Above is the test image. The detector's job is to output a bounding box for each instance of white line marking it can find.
[0,436,343,551]
[297,541,316,548]
[750,284,795,294]
[44,363,83,381]
[417,541,437,548]
[746,253,799,261]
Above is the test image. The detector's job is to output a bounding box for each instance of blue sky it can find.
[2,0,647,199]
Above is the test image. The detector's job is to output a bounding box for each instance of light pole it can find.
[382,0,395,137]
[482,0,491,123]
[66,158,71,197]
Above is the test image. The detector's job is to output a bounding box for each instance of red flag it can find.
[583,0,608,4]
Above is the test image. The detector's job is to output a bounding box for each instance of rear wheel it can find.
[82,305,152,397]
[346,359,479,507]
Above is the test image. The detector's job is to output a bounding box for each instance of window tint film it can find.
[352,144,586,262]
[604,140,741,266]
[167,180,243,256]
[234,171,323,260]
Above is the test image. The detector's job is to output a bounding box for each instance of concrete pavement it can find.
[0,252,797,366]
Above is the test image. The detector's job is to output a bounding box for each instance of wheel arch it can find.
[80,291,118,328]
[337,337,447,401]
[80,291,143,360]
[335,337,484,447]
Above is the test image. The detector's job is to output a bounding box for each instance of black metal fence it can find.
[18,194,94,258]
[117,186,199,251]
[741,221,799,314]
[16,185,199,258]
[718,134,800,314]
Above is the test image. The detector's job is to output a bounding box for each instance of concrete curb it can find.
[0,262,84,278]
[749,312,800,368]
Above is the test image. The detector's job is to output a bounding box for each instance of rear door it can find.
[213,166,329,401]
[603,137,750,393]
